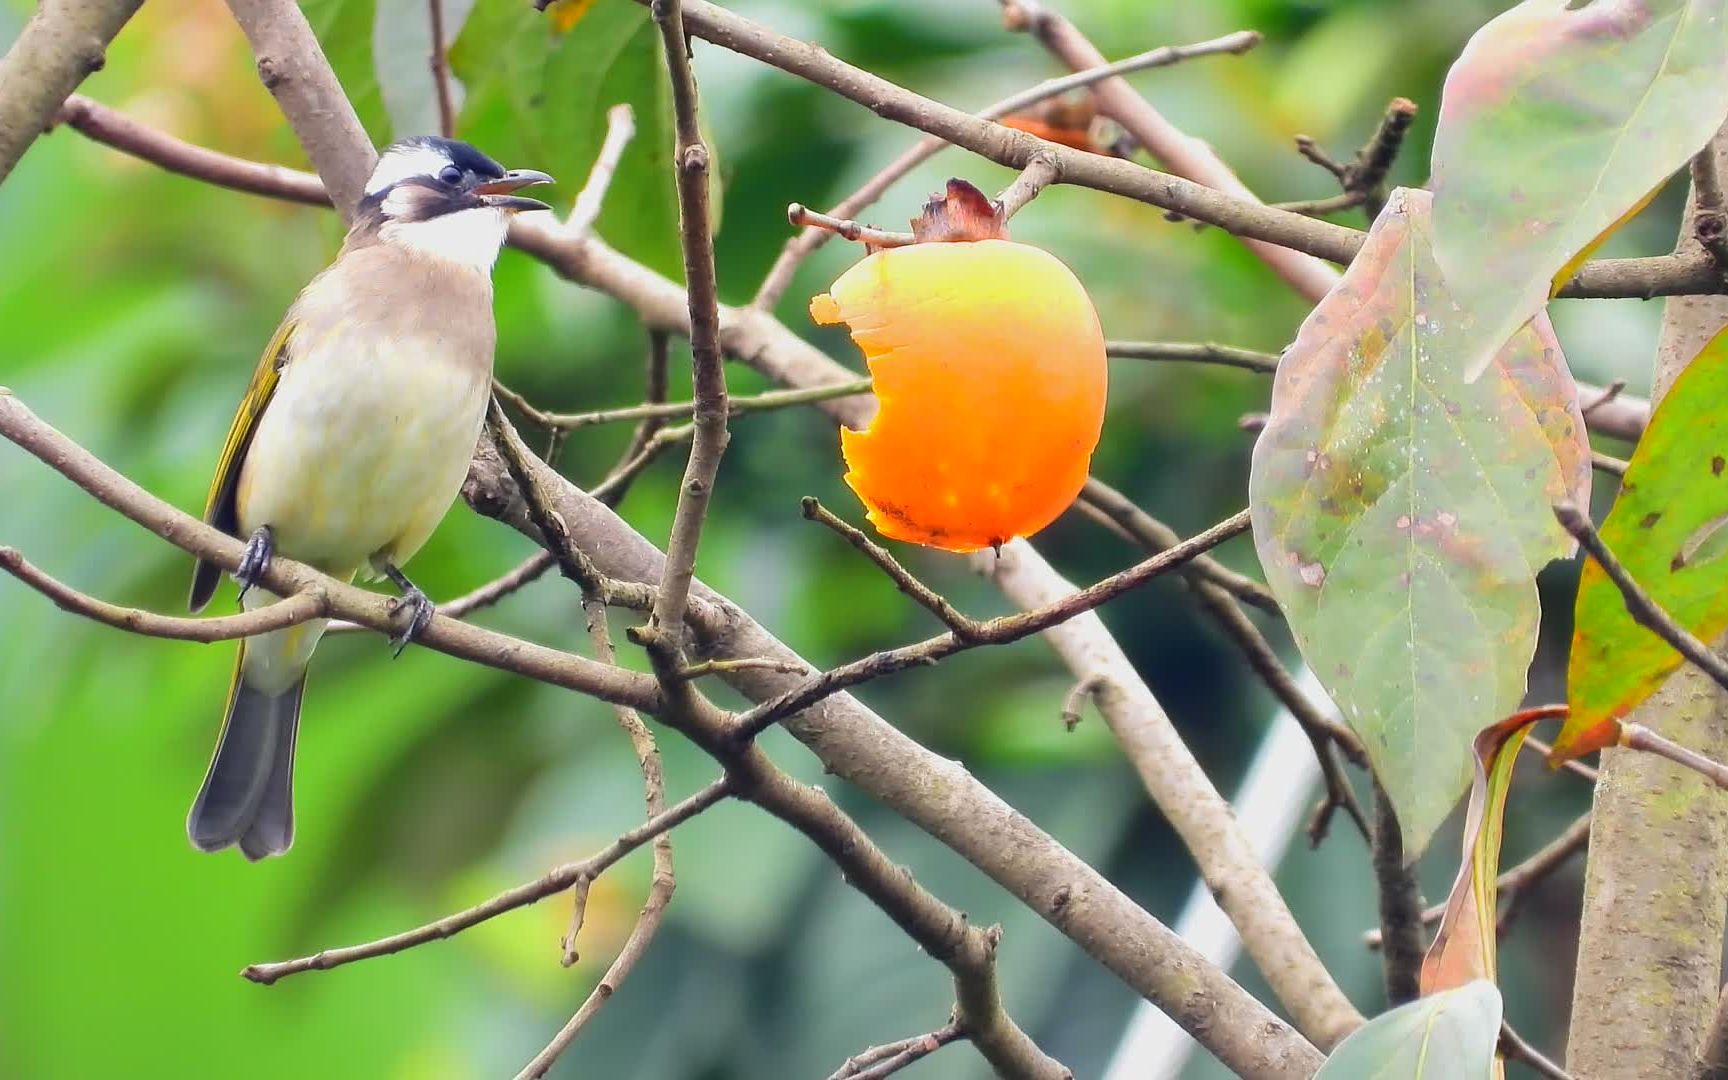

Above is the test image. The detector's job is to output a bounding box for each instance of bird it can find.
[185,136,553,860]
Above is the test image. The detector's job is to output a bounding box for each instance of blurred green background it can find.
[0,0,1674,1076]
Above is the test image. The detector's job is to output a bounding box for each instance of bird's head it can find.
[357,136,554,272]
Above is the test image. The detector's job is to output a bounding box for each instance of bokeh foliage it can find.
[0,0,1680,1075]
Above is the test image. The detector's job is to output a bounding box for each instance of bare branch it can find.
[1621,723,1728,790]
[828,1023,965,1080]
[973,537,1364,1047]
[566,103,637,237]
[55,95,329,205]
[995,153,1062,220]
[1076,479,1280,613]
[751,28,1262,310]
[242,777,731,984]
[0,0,143,184]
[787,203,918,248]
[731,510,1254,741]
[1105,339,1281,374]
[1368,812,1593,947]
[1502,1023,1574,1080]
[540,378,874,430]
[642,0,728,651]
[802,498,980,637]
[464,448,1327,1076]
[426,0,456,138]
[224,0,376,218]
[0,547,328,642]
[1373,782,1424,1005]
[0,392,661,710]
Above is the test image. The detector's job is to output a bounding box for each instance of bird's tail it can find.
[187,629,315,860]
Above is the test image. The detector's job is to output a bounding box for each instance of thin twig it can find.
[1,394,659,708]
[540,378,873,430]
[242,778,731,983]
[567,104,637,237]
[612,330,672,483]
[827,1022,964,1080]
[802,498,980,637]
[1621,723,1728,789]
[588,422,695,505]
[1581,379,1628,417]
[427,0,455,138]
[1346,97,1418,220]
[994,154,1061,220]
[517,430,682,1077]
[642,0,727,652]
[1555,500,1728,695]
[1372,782,1424,1005]
[732,509,1251,742]
[1501,1022,1575,1080]
[54,94,330,206]
[676,657,810,681]
[1077,479,1281,613]
[787,203,918,248]
[1061,674,1103,731]
[1525,734,1600,784]
[1366,812,1592,946]
[1591,450,1629,478]
[1105,339,1281,374]
[0,547,329,641]
[1270,191,1365,218]
[750,29,1262,310]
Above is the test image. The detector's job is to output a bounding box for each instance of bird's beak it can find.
[475,169,555,212]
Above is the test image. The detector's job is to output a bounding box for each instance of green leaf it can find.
[1314,981,1503,1079]
[1430,0,1728,381]
[1249,187,1591,855]
[301,0,392,144]
[450,0,682,279]
[1559,325,1728,759]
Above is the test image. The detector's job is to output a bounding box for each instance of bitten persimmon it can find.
[810,183,1107,552]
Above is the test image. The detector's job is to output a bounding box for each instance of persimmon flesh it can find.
[812,239,1107,552]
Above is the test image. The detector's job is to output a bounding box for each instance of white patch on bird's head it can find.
[378,204,511,273]
[365,143,459,198]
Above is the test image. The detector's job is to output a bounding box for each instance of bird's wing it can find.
[189,317,296,612]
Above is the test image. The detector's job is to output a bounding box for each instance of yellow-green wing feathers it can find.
[189,319,295,611]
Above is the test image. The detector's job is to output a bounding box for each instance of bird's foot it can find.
[381,563,434,657]
[236,526,274,602]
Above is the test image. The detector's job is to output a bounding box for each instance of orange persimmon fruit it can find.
[810,180,1107,552]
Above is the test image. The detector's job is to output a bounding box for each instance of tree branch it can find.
[426,0,455,138]
[828,1023,965,1080]
[751,28,1262,310]
[0,392,662,711]
[463,447,1326,1075]
[0,0,143,184]
[1372,782,1424,1005]
[224,0,375,217]
[642,0,727,652]
[328,550,554,635]
[243,777,731,984]
[971,536,1364,1048]
[0,547,329,642]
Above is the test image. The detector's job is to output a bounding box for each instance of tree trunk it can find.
[1567,128,1728,1078]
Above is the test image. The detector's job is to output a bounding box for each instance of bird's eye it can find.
[438,165,463,185]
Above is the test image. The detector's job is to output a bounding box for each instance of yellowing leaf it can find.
[1431,0,1728,380]
[1250,188,1590,854]
[1558,325,1728,760]
[1421,706,1563,994]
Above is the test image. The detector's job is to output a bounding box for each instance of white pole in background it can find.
[1100,666,1333,1080]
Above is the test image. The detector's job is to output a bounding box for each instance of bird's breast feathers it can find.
[234,248,497,577]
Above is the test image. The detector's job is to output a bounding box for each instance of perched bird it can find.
[185,137,553,860]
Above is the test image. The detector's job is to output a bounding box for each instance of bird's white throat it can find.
[379,204,510,272]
